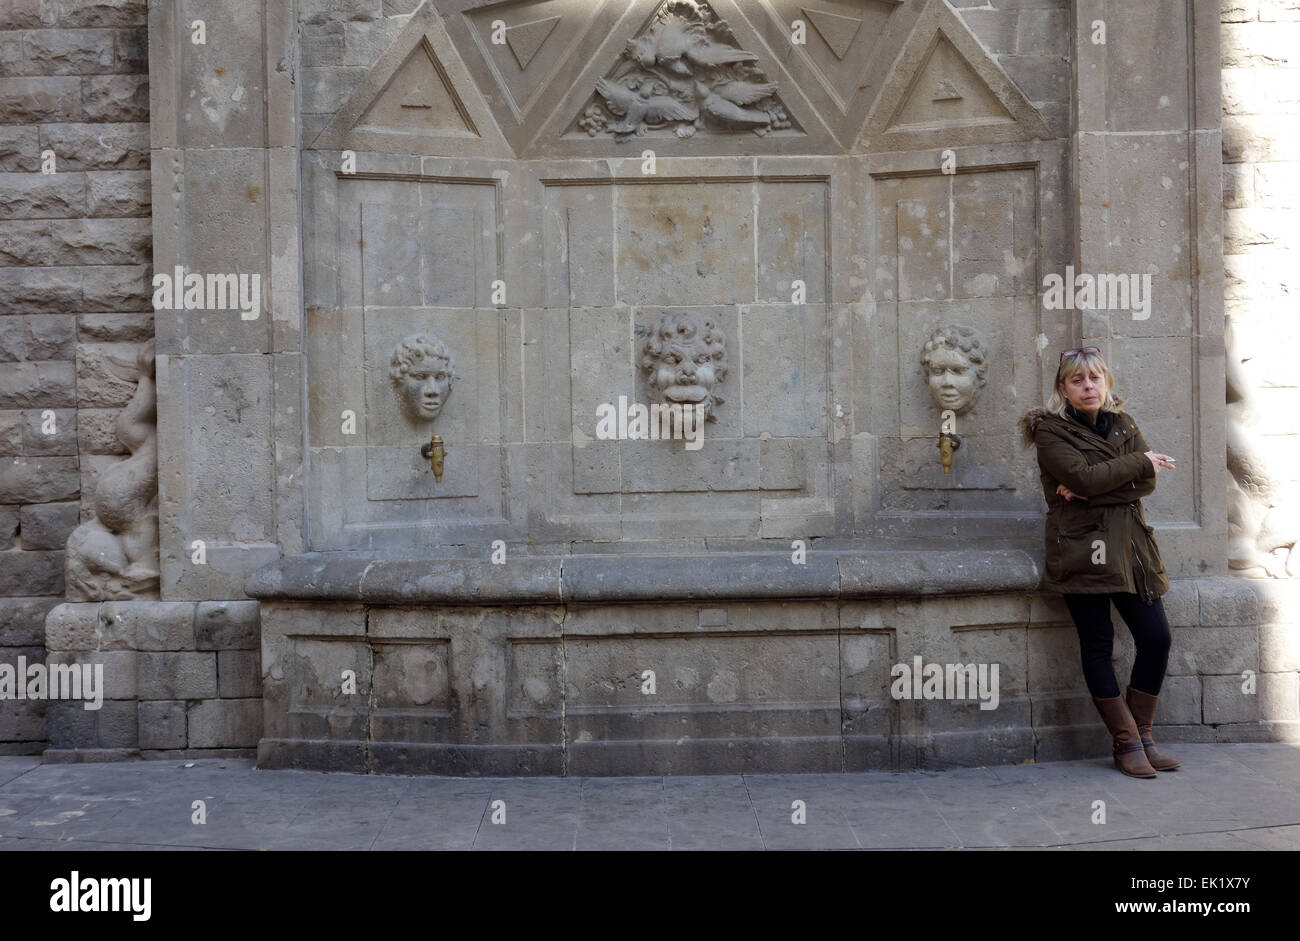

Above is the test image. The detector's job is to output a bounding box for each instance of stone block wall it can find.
[0,0,152,754]
[951,0,1072,137]
[41,600,262,759]
[255,576,1300,776]
[1221,0,1300,483]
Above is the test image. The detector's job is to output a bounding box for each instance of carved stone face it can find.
[389,334,455,424]
[640,314,727,421]
[920,325,987,416]
[926,347,978,414]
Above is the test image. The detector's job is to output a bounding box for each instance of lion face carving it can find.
[639,313,728,422]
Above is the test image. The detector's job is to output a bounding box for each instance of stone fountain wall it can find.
[2,0,1296,771]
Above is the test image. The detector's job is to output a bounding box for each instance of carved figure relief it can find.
[920,325,987,415]
[389,333,457,423]
[639,312,728,421]
[580,0,791,139]
[1226,316,1298,576]
[65,339,160,601]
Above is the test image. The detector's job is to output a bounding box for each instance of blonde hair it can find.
[1048,347,1125,418]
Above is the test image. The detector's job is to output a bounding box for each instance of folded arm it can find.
[1037,429,1154,498]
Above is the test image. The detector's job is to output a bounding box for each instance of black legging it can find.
[1063,593,1172,699]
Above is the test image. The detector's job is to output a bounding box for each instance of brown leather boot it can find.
[1126,686,1180,771]
[1092,695,1158,778]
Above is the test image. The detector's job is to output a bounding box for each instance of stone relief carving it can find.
[389,333,457,424]
[1226,316,1298,576]
[639,312,728,422]
[65,339,159,601]
[579,0,791,139]
[920,324,987,416]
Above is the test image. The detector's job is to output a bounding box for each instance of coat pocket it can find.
[1056,523,1120,581]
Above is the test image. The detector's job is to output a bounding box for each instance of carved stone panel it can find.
[868,164,1043,514]
[569,0,798,141]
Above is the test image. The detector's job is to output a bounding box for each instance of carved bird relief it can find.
[625,14,758,76]
[595,76,699,136]
[695,78,779,130]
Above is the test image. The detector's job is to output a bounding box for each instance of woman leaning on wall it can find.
[1020,348,1180,779]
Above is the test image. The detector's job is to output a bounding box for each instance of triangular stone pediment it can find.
[355,39,478,138]
[446,0,616,153]
[858,0,1052,151]
[564,0,802,142]
[729,0,908,149]
[802,6,863,61]
[505,15,562,70]
[527,0,836,156]
[312,1,512,158]
[886,32,1014,131]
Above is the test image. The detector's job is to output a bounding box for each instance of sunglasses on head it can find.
[1059,347,1101,364]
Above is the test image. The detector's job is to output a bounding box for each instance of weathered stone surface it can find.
[81,264,150,309]
[0,412,20,454]
[138,651,217,700]
[82,73,149,121]
[0,362,76,408]
[0,320,22,362]
[21,408,76,455]
[76,407,125,454]
[194,600,260,650]
[77,311,153,342]
[1170,625,1259,676]
[45,648,136,699]
[113,26,147,70]
[56,0,147,28]
[38,122,148,169]
[0,171,86,218]
[0,595,58,646]
[0,456,80,503]
[187,699,262,748]
[1,0,59,29]
[300,0,382,26]
[1203,673,1260,724]
[0,504,17,549]
[45,699,95,747]
[0,125,39,170]
[85,170,150,216]
[18,501,79,549]
[103,600,195,651]
[137,700,186,749]
[0,266,83,313]
[0,218,151,267]
[94,699,138,747]
[45,601,110,650]
[75,342,139,408]
[1200,578,1264,625]
[21,28,116,74]
[0,76,84,121]
[23,314,76,360]
[218,649,261,698]
[1260,671,1300,720]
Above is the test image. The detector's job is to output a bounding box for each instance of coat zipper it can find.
[1131,535,1153,605]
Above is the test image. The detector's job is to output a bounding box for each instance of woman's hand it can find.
[1145,450,1176,474]
[1056,483,1086,502]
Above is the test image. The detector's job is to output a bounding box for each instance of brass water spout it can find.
[421,434,447,482]
[938,433,961,474]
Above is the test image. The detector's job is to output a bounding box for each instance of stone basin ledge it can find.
[244,550,1042,604]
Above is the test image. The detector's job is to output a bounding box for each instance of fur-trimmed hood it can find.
[1019,406,1055,447]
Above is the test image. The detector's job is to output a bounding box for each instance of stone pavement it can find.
[0,743,1297,851]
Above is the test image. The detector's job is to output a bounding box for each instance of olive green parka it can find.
[1020,406,1171,602]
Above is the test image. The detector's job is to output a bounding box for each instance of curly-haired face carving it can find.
[639,313,728,422]
[389,334,456,423]
[920,325,988,416]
